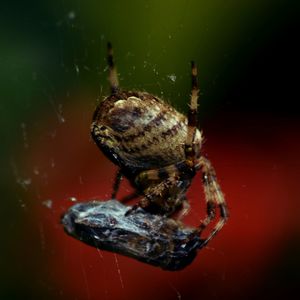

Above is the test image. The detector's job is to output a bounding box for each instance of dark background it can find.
[1,1,299,299]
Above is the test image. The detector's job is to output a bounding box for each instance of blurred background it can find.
[1,0,299,299]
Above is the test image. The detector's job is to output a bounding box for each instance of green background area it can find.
[1,0,298,157]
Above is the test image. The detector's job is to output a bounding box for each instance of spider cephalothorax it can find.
[91,43,228,246]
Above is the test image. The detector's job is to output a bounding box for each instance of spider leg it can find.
[185,61,200,163]
[197,156,229,247]
[148,177,183,214]
[182,62,228,244]
[126,172,184,216]
[107,42,119,94]
[111,169,123,199]
[131,163,194,216]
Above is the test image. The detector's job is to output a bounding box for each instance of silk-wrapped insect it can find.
[62,199,204,271]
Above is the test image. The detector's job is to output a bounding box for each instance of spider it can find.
[91,43,228,247]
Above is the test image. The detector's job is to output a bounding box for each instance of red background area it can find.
[23,99,300,299]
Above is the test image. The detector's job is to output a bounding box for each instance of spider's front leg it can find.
[197,156,229,247]
[184,61,228,246]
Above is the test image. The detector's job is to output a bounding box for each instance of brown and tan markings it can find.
[91,43,228,247]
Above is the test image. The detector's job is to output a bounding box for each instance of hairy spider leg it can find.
[197,156,229,247]
[184,62,228,244]
[185,61,200,164]
[107,42,119,94]
[140,176,185,215]
[125,160,196,217]
[125,163,187,216]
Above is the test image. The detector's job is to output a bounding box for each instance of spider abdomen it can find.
[92,91,201,171]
